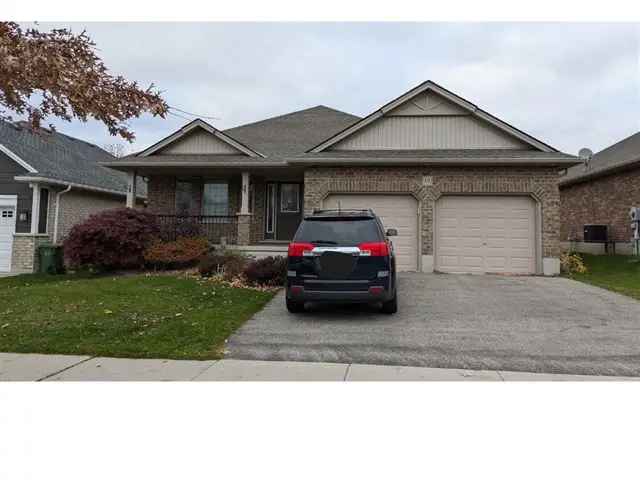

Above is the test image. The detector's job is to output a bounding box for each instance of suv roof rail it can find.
[312,208,375,215]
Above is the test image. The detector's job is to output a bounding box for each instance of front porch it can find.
[127,169,304,247]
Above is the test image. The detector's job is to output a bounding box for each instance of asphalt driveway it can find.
[226,273,640,376]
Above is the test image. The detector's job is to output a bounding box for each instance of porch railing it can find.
[156,215,238,244]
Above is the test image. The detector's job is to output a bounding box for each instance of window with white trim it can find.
[202,182,229,216]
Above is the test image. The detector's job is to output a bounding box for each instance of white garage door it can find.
[323,194,419,271]
[0,197,18,272]
[436,195,536,274]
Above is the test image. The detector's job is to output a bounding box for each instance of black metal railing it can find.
[156,215,238,244]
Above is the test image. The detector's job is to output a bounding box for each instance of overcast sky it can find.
[33,22,640,155]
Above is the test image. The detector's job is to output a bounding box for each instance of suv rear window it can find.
[294,217,383,245]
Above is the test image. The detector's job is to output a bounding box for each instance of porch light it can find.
[19,211,29,222]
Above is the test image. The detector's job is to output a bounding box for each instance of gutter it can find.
[53,185,72,244]
[13,175,146,199]
[100,161,289,169]
[286,157,581,167]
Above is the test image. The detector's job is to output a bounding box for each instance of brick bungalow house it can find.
[560,131,640,254]
[0,120,145,273]
[104,80,578,275]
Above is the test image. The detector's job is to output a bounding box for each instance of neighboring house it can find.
[0,120,146,273]
[104,80,578,275]
[560,132,640,255]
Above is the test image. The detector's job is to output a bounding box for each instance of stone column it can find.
[240,171,250,214]
[236,213,252,246]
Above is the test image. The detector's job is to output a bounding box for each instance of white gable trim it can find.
[309,81,557,153]
[0,143,37,173]
[139,119,264,158]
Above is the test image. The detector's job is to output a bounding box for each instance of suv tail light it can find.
[358,242,389,257]
[288,242,315,257]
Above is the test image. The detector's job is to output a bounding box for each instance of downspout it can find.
[53,185,72,244]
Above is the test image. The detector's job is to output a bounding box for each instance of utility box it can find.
[583,224,608,243]
[38,244,64,274]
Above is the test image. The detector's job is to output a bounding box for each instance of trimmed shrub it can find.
[64,208,159,270]
[243,256,287,287]
[560,252,588,275]
[144,237,209,270]
[199,251,247,281]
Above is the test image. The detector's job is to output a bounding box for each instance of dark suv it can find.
[286,209,398,314]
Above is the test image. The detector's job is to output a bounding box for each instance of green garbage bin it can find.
[38,244,64,274]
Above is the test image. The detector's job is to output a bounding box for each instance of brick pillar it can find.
[236,214,252,246]
[11,234,50,273]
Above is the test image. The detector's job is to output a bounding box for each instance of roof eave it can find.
[13,175,146,199]
[101,160,289,171]
[560,157,640,187]
[287,158,580,167]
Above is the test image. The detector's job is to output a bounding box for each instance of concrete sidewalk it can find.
[1,352,639,381]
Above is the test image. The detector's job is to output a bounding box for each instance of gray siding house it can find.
[105,80,578,275]
[0,121,145,273]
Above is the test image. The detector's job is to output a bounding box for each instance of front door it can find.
[265,182,303,240]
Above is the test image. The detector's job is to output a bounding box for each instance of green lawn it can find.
[0,273,276,359]
[567,254,640,300]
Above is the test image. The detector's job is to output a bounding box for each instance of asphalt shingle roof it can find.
[0,120,145,196]
[105,104,575,170]
[223,105,361,156]
[561,132,640,186]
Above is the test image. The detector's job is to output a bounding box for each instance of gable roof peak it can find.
[138,117,264,158]
[309,80,558,153]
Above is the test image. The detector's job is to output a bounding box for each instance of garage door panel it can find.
[0,203,17,272]
[436,195,536,275]
[323,194,418,271]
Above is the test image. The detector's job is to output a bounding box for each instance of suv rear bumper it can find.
[286,282,394,304]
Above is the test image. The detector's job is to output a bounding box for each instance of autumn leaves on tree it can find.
[0,22,168,141]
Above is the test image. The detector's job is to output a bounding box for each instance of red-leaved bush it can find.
[63,208,160,270]
[144,237,209,270]
[243,256,287,286]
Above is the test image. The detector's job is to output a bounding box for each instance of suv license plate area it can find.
[318,251,357,278]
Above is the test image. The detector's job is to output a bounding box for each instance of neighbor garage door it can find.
[323,194,419,271]
[0,198,17,272]
[436,195,536,274]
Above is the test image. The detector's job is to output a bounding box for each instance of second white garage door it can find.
[323,194,419,271]
[436,195,536,274]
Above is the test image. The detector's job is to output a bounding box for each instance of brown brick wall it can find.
[305,166,561,258]
[56,190,126,241]
[560,167,640,242]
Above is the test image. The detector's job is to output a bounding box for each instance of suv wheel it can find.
[381,293,397,314]
[286,298,305,313]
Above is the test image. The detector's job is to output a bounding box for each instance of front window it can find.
[280,183,299,213]
[202,182,229,216]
